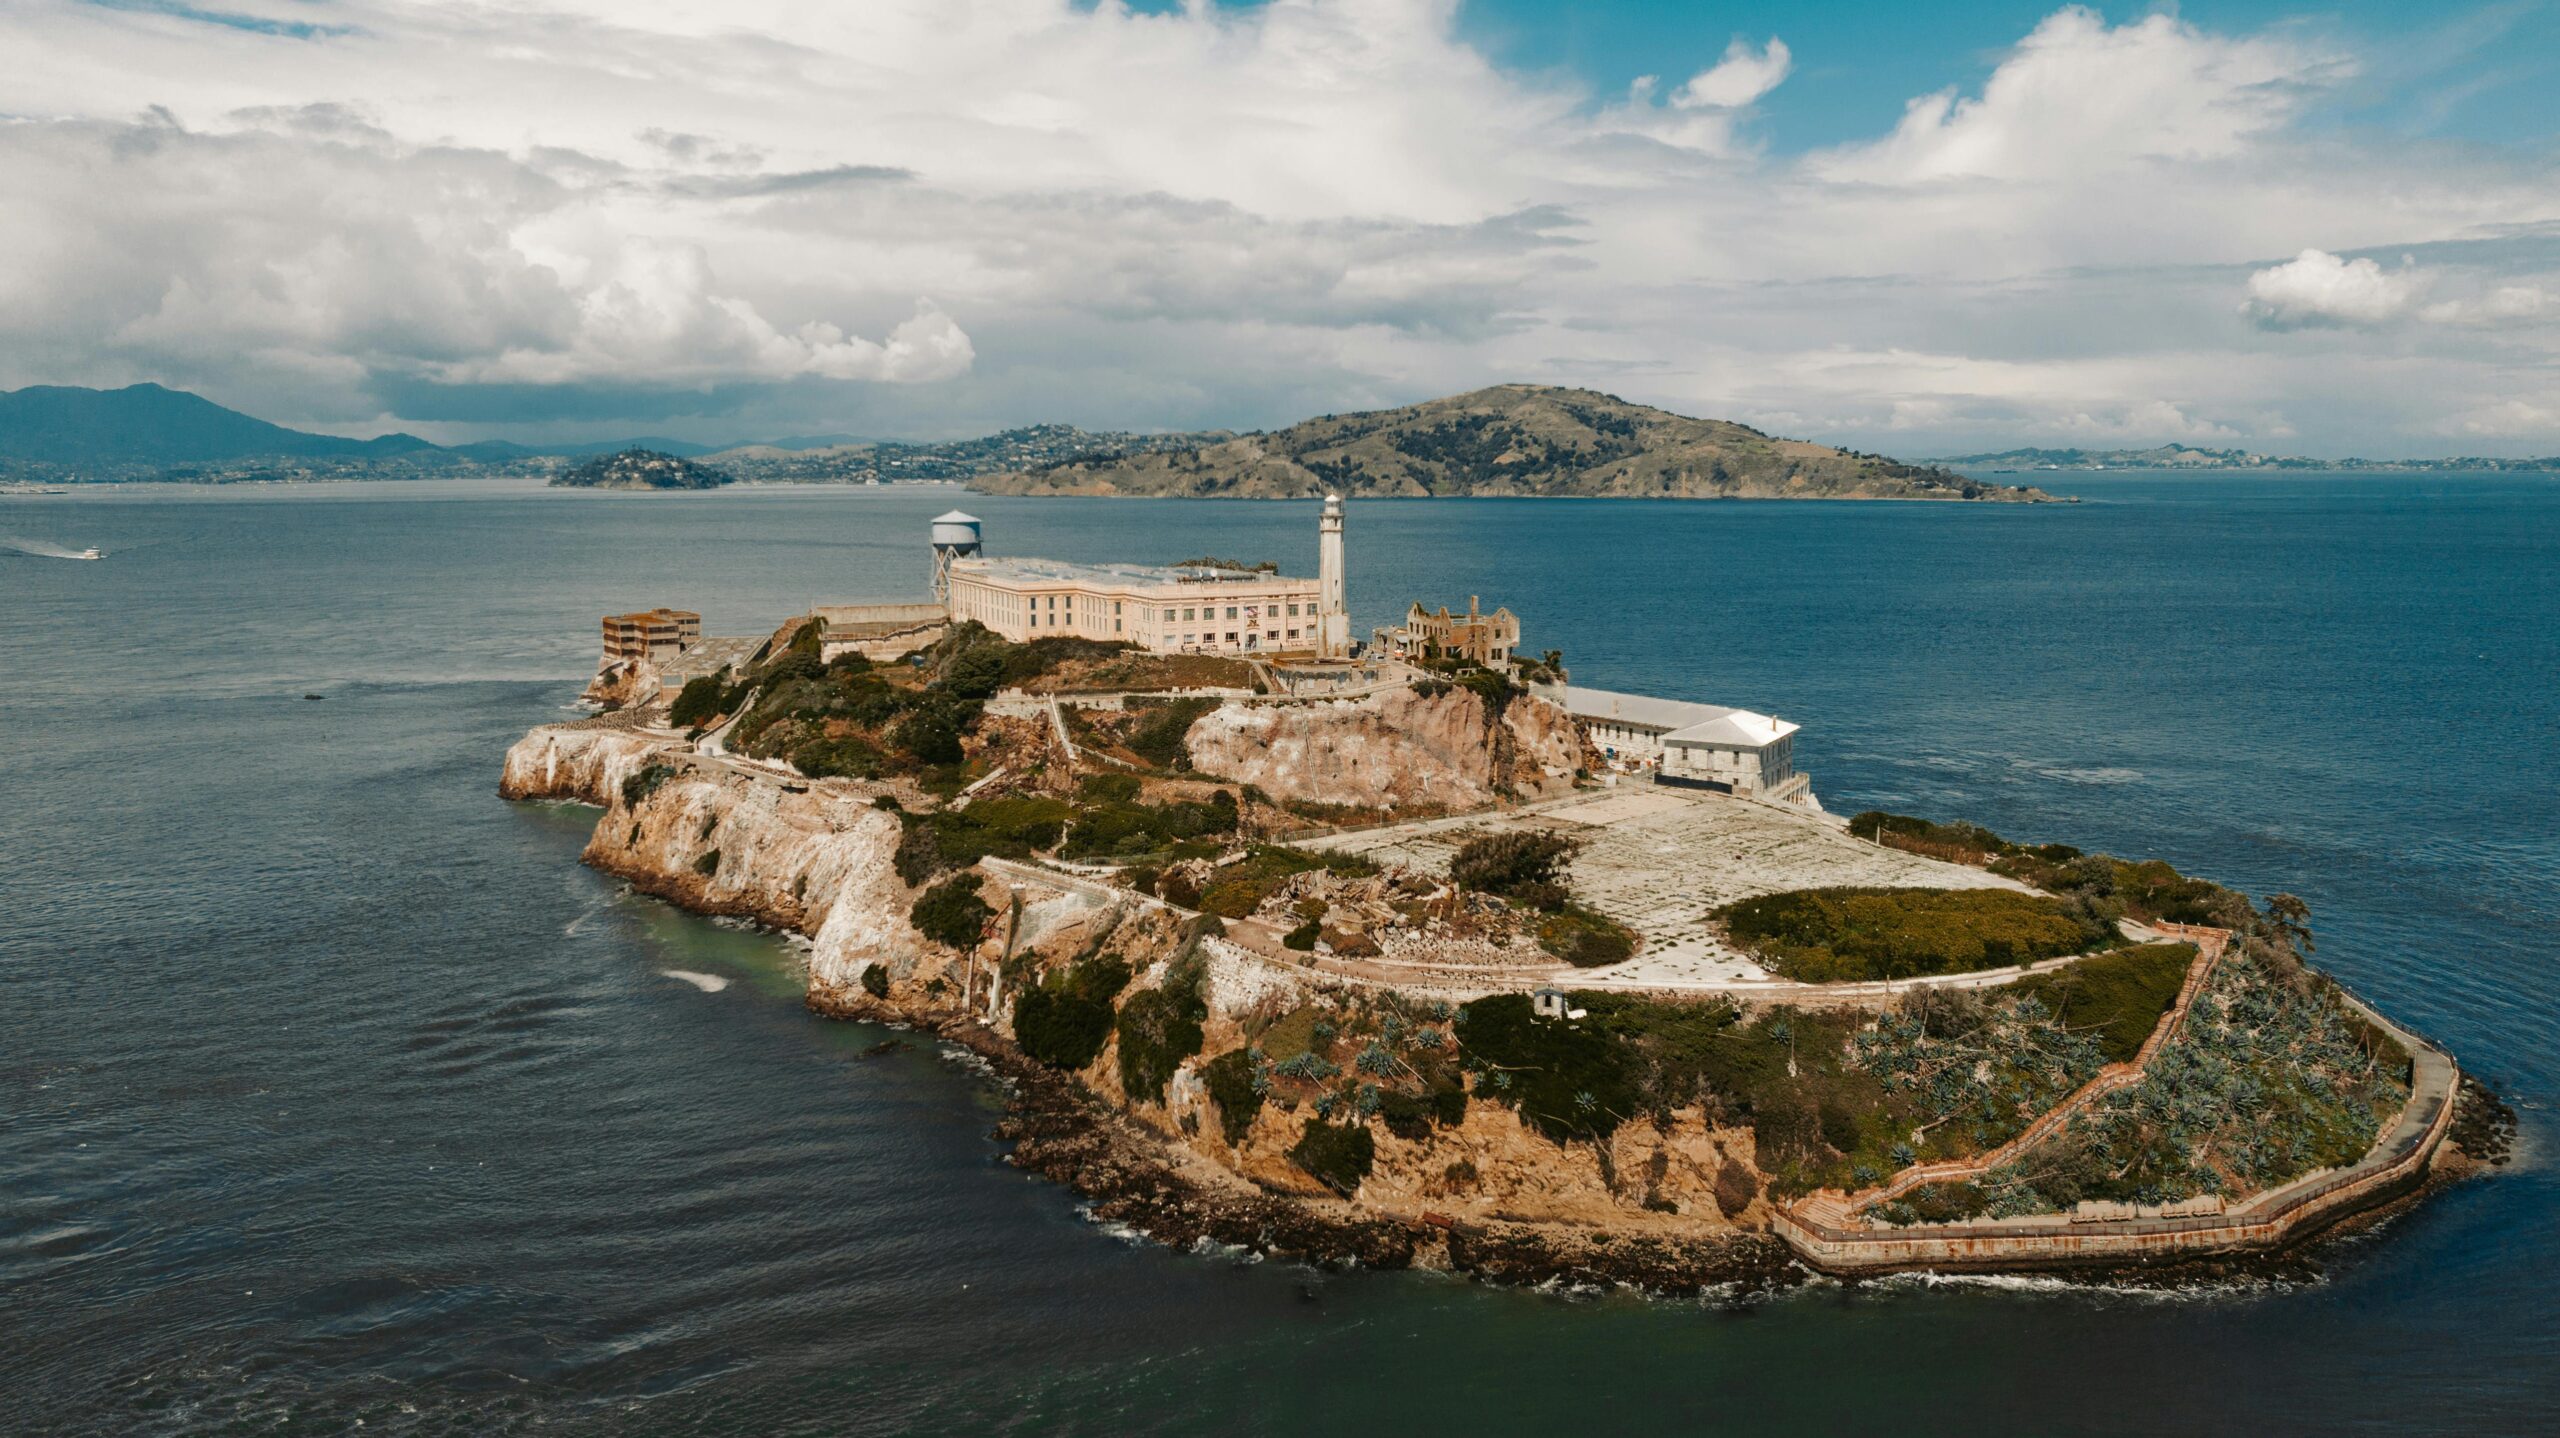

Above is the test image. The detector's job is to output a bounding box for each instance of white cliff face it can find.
[1183,687,1585,810]
[504,720,919,988]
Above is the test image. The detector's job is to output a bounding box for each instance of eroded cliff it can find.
[1185,685,1586,810]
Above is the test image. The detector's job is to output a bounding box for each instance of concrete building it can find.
[1374,596,1520,667]
[1539,683,1815,807]
[938,500,1351,656]
[601,608,701,664]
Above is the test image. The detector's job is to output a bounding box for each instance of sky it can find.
[2,1,2557,456]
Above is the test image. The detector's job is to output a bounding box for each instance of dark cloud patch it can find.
[664,163,917,198]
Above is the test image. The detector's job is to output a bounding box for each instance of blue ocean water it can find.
[2,474,2553,1434]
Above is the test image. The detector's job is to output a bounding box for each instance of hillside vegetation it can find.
[550,448,732,490]
[975,385,2052,502]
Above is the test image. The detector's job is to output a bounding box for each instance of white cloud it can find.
[0,1,2554,451]
[2244,249,2428,327]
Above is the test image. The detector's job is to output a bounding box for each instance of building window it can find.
[1225,606,1238,619]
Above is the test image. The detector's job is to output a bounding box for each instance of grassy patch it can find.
[2005,941,2196,1064]
[1719,886,2113,982]
[1534,904,1637,967]
[1195,845,1377,919]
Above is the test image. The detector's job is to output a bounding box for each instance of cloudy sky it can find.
[3,0,2557,455]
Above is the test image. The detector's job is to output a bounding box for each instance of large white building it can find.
[1538,683,1816,808]
[935,498,1353,657]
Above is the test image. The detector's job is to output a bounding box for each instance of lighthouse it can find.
[1317,493,1349,657]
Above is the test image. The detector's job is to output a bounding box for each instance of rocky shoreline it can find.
[807,983,1809,1297]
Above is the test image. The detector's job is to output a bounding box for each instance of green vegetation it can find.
[1199,1047,1265,1144]
[1882,943,2411,1223]
[1719,886,2114,982]
[668,671,734,728]
[893,796,1077,885]
[621,763,676,807]
[1013,952,1132,1070]
[1116,951,1207,1102]
[1121,696,1219,769]
[1446,829,1636,966]
[1193,845,1377,919]
[1449,829,1579,908]
[1058,786,1238,860]
[1848,809,2242,929]
[692,849,720,876]
[860,963,890,999]
[2005,941,2196,1064]
[908,873,994,949]
[1288,1118,1375,1195]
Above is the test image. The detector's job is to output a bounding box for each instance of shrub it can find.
[2004,941,2197,1064]
[1283,919,1322,950]
[1534,904,1637,967]
[939,646,1006,701]
[1116,957,1207,1102]
[909,874,994,949]
[622,763,676,807]
[1199,1047,1264,1145]
[1079,772,1143,804]
[668,672,732,728]
[1288,1118,1374,1195]
[1450,830,1582,904]
[1718,886,2109,982]
[893,709,965,766]
[860,963,889,999]
[790,732,885,780]
[1012,953,1131,1070]
[693,849,721,876]
[1455,993,1642,1142]
[1123,697,1218,769]
[1713,1159,1758,1219]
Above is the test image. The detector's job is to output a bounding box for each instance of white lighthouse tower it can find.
[1317,493,1349,657]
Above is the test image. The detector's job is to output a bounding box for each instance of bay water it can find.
[4,475,2554,1433]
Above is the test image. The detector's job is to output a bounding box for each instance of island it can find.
[549,447,733,491]
[501,499,2501,1290]
[973,385,2056,502]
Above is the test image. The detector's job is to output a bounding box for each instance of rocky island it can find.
[974,385,2056,503]
[503,502,2497,1291]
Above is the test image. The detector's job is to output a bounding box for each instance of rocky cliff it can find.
[1184,686,1587,810]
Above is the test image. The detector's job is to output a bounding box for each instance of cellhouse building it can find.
[933,496,1353,657]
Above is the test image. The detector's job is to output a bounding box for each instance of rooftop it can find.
[1544,684,1798,749]
[953,555,1314,589]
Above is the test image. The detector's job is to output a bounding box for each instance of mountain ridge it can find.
[973,385,2053,502]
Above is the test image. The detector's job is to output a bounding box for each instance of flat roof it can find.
[1546,684,1798,749]
[952,555,1314,589]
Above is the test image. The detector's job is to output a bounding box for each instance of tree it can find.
[910,874,994,949]
[1450,830,1583,907]
[2263,893,2315,954]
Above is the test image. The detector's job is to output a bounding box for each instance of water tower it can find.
[930,510,982,603]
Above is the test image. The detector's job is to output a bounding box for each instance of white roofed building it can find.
[1537,683,1816,809]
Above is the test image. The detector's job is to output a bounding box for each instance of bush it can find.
[669,672,733,728]
[1012,953,1131,1069]
[1455,993,1643,1142]
[1534,904,1637,967]
[2004,941,2197,1064]
[622,763,676,807]
[860,963,890,999]
[1718,886,2110,982]
[1450,830,1582,905]
[1116,957,1207,1102]
[692,848,721,875]
[893,709,966,765]
[1283,919,1322,951]
[1288,1118,1375,1195]
[909,874,994,949]
[790,732,885,779]
[1199,1047,1264,1145]
[1123,697,1218,769]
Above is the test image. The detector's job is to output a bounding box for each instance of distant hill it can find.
[973,385,2050,502]
[550,448,732,491]
[1934,445,2560,472]
[0,383,436,467]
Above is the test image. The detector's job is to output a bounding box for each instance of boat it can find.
[73,547,102,560]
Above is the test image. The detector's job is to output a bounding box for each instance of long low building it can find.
[1538,683,1816,807]
[947,556,1327,653]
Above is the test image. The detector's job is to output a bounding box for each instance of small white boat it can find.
[73,547,102,560]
